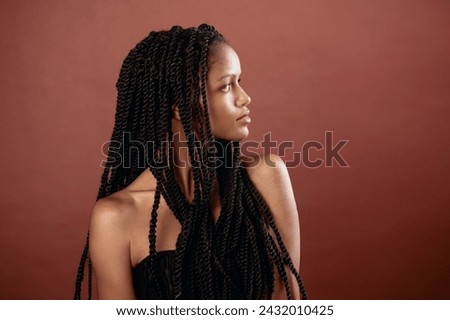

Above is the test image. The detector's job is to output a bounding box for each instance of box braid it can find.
[74,24,307,300]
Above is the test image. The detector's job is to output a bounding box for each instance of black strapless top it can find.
[132,250,176,299]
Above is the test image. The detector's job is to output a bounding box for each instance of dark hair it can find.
[74,23,307,299]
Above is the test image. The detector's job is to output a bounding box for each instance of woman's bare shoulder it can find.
[241,154,301,299]
[241,152,299,224]
[89,190,138,248]
[241,153,292,191]
[90,192,133,228]
[241,152,283,168]
[89,191,137,299]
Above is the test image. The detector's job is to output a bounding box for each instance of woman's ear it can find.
[172,105,181,120]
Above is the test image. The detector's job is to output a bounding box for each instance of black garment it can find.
[132,250,176,299]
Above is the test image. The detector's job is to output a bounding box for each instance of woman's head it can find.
[116,24,251,152]
[107,23,254,192]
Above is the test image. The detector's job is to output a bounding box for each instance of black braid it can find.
[74,23,307,300]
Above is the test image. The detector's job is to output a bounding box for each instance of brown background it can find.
[0,0,449,299]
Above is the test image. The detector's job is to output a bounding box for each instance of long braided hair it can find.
[74,24,307,300]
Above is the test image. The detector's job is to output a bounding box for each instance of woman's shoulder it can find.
[89,190,135,235]
[241,153,290,185]
[241,153,302,299]
[88,190,139,299]
[240,153,299,220]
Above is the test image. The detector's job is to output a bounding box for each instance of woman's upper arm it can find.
[89,198,136,299]
[245,153,302,299]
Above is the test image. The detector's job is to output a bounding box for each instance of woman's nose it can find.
[237,88,251,107]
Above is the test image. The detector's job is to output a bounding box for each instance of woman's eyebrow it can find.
[216,73,240,82]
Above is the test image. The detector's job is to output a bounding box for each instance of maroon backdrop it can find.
[0,0,449,299]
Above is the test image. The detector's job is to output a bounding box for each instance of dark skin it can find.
[89,44,301,299]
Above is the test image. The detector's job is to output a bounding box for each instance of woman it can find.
[74,24,307,300]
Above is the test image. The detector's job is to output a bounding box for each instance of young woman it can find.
[74,24,307,300]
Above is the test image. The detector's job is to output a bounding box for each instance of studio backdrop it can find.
[0,0,449,299]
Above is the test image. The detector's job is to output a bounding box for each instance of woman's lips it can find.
[237,111,250,120]
[237,115,251,123]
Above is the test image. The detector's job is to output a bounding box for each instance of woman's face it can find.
[205,43,252,142]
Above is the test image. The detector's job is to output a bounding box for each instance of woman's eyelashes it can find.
[221,79,242,93]
[221,83,232,92]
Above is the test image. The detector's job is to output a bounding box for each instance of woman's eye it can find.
[222,83,232,92]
